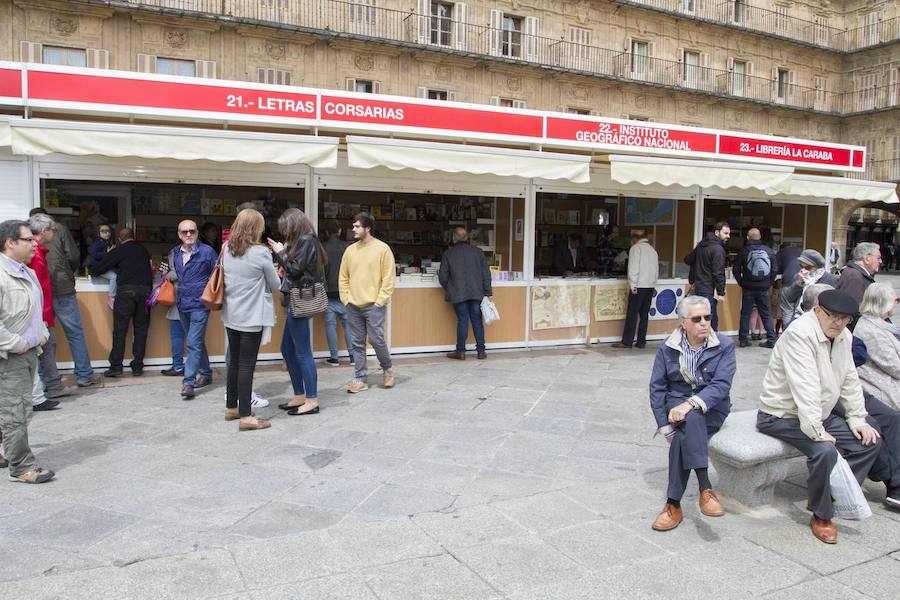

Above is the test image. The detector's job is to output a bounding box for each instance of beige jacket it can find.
[0,255,48,360]
[627,239,659,290]
[758,309,867,441]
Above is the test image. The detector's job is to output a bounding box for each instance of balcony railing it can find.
[82,1,900,116]
[847,159,900,183]
[613,0,900,51]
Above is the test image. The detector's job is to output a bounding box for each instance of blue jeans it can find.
[453,300,485,352]
[99,270,118,297]
[324,298,353,360]
[52,293,94,383]
[169,318,185,371]
[179,309,211,386]
[281,314,317,398]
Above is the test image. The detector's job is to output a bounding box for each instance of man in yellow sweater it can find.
[339,212,396,393]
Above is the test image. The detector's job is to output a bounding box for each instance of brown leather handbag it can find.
[156,278,175,307]
[201,251,224,311]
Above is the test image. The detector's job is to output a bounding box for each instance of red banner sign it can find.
[546,116,717,154]
[27,70,317,121]
[320,94,543,139]
[4,63,866,172]
[0,68,22,101]
[718,134,855,169]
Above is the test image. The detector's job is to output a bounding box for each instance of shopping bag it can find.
[201,252,225,311]
[156,279,175,307]
[481,296,500,325]
[830,454,872,520]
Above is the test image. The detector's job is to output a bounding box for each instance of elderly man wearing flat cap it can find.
[757,289,881,544]
[779,249,839,329]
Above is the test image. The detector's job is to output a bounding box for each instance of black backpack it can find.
[745,247,772,283]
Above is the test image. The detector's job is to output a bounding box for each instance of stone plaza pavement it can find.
[2,337,900,598]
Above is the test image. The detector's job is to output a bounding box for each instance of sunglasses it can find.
[179,229,197,235]
[689,314,712,323]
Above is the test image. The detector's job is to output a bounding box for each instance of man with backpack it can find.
[734,228,777,348]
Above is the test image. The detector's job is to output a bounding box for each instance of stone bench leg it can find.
[710,455,799,508]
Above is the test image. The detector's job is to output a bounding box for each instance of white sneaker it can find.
[250,392,269,408]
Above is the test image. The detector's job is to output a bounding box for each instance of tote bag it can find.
[201,251,224,311]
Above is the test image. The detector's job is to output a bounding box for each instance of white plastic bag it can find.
[830,454,872,520]
[481,296,500,325]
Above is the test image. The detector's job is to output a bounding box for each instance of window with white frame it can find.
[774,6,790,35]
[776,68,790,100]
[814,16,829,46]
[157,57,196,77]
[681,0,695,15]
[567,107,591,115]
[567,26,591,70]
[349,0,377,35]
[258,68,291,86]
[813,76,827,110]
[863,12,881,46]
[430,1,453,46]
[490,97,526,109]
[733,0,746,24]
[349,79,376,93]
[501,14,523,58]
[630,40,649,79]
[418,87,455,101]
[682,50,700,87]
[731,59,748,96]
[857,72,878,110]
[42,46,87,67]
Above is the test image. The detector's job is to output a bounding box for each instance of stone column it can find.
[831,198,869,267]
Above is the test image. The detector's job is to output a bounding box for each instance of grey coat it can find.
[221,244,281,331]
[854,315,900,411]
[438,242,492,304]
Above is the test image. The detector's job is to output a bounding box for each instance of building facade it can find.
[3,0,899,249]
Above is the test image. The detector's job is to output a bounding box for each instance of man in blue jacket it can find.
[648,295,736,532]
[169,220,218,399]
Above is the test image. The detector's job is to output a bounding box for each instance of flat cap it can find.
[818,289,859,316]
[798,249,826,269]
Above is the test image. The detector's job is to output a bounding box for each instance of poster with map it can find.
[593,284,630,321]
[532,284,591,330]
[624,197,675,226]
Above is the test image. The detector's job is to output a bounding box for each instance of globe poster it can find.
[649,286,686,320]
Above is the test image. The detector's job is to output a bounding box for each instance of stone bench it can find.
[709,410,805,507]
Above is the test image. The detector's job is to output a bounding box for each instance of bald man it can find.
[169,219,218,399]
[734,228,777,348]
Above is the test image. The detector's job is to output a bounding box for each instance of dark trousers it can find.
[696,290,719,331]
[621,288,654,347]
[739,288,775,342]
[453,300,485,352]
[109,285,151,371]
[757,411,881,520]
[666,397,730,500]
[834,393,900,496]
[225,328,262,418]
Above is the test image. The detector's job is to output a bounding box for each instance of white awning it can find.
[4,118,339,167]
[609,155,794,192]
[347,136,591,183]
[766,174,898,203]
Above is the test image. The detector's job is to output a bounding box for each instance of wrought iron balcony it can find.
[611,0,900,52]
[847,159,900,183]
[77,1,900,116]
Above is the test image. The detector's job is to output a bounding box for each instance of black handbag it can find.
[288,276,327,318]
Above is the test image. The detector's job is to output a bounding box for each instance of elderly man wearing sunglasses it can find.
[757,289,882,544]
[649,295,736,532]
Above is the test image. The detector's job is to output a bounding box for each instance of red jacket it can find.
[28,240,54,327]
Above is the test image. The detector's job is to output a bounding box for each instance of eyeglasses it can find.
[689,314,712,323]
[818,307,852,324]
[17,236,34,243]
[179,229,197,235]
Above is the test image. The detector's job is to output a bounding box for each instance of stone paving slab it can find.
[0,342,898,598]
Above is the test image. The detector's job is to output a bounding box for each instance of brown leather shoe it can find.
[699,489,725,517]
[181,384,195,399]
[446,351,466,360]
[477,350,487,360]
[225,408,254,421]
[611,342,631,349]
[239,417,271,431]
[383,370,395,388]
[810,516,837,544]
[348,380,369,394]
[651,503,683,531]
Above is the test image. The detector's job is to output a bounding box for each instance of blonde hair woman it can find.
[221,208,281,431]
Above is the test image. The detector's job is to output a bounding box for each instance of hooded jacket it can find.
[685,233,727,296]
